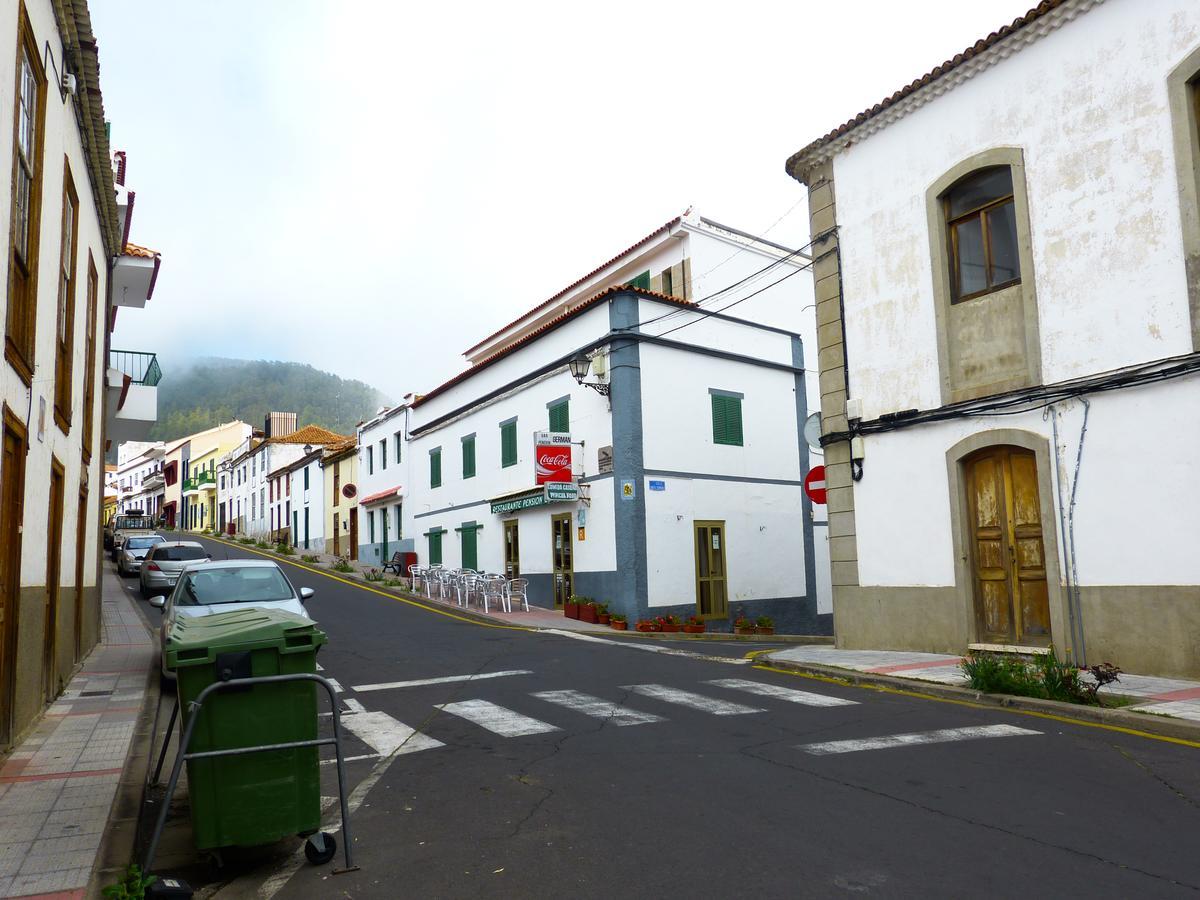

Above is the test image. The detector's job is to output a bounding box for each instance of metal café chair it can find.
[481,575,507,613]
[438,569,456,603]
[507,578,530,612]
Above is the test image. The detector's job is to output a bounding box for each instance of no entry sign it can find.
[804,465,827,505]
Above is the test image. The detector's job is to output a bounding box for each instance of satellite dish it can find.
[803,412,823,452]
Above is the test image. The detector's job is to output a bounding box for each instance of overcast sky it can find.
[93,0,1035,402]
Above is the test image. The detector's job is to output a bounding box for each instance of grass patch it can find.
[961,648,1121,706]
[363,568,384,583]
[382,577,404,587]
[275,543,294,555]
[254,540,270,549]
[331,560,355,573]
[237,536,254,545]
[300,554,320,563]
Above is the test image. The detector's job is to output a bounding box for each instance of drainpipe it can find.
[1045,402,1089,666]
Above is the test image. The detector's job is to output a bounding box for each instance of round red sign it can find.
[804,465,827,505]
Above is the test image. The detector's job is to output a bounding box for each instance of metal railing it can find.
[109,349,162,386]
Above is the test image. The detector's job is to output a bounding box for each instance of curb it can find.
[758,656,1200,746]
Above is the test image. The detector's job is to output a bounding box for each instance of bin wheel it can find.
[304,832,337,866]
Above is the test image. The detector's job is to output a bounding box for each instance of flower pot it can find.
[734,626,756,635]
[756,626,775,635]
[683,624,705,634]
[660,623,681,633]
[598,613,611,626]
[580,605,598,624]
[610,621,627,631]
[636,623,658,633]
[564,602,579,619]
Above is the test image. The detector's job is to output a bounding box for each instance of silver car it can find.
[149,559,315,682]
[139,541,210,597]
[117,534,166,577]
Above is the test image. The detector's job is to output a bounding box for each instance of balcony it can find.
[106,350,161,444]
[183,470,216,496]
[112,243,161,309]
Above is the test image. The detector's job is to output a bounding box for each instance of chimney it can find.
[264,412,298,439]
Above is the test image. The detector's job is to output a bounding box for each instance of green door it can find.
[461,524,478,570]
[381,507,389,559]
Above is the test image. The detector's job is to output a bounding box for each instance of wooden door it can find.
[965,447,1051,645]
[44,460,65,702]
[333,512,340,557]
[349,508,358,561]
[550,514,573,609]
[0,415,27,745]
[503,520,520,579]
[74,487,87,662]
[694,520,728,619]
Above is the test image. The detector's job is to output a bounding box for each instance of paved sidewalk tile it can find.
[0,567,153,898]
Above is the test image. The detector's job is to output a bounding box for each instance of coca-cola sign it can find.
[534,431,572,484]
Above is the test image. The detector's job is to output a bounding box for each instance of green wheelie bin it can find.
[164,608,327,852]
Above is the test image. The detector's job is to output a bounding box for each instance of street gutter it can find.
[757,656,1200,749]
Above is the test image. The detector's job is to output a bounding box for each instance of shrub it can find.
[610,613,627,623]
[255,540,270,549]
[756,615,774,629]
[237,536,254,545]
[382,577,404,587]
[332,559,355,573]
[960,647,1120,706]
[301,554,319,563]
[102,863,156,899]
[364,569,384,582]
[275,543,294,555]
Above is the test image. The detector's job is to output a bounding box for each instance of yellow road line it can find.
[752,664,1200,750]
[206,536,533,632]
[743,648,775,660]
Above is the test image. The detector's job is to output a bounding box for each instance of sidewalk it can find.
[764,645,1200,722]
[0,566,155,898]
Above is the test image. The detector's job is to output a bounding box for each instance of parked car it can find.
[110,514,157,562]
[149,559,315,682]
[116,534,166,577]
[139,541,210,598]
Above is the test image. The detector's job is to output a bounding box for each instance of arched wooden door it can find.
[964,446,1051,645]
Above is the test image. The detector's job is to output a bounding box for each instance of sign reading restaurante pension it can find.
[490,481,580,515]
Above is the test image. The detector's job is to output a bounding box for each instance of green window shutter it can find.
[367,446,373,475]
[549,400,569,433]
[461,525,478,570]
[430,448,442,488]
[428,531,442,565]
[625,270,651,290]
[368,510,375,543]
[462,435,476,479]
[500,421,517,468]
[712,394,744,446]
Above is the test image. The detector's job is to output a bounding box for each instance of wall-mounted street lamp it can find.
[568,352,610,397]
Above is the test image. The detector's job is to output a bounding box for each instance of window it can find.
[394,432,402,463]
[548,399,569,433]
[367,510,375,543]
[500,419,517,467]
[380,439,387,470]
[53,161,78,431]
[1168,50,1200,344]
[462,434,476,479]
[81,255,97,458]
[333,461,340,506]
[661,268,673,297]
[259,487,265,517]
[303,464,309,490]
[711,390,744,446]
[460,523,478,570]
[944,167,1020,302]
[430,447,442,488]
[427,529,443,565]
[394,503,402,540]
[625,270,651,290]
[366,445,373,475]
[7,9,45,381]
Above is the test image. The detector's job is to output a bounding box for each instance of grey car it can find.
[149,559,315,682]
[117,534,165,577]
[139,541,210,597]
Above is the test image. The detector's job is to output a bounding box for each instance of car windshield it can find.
[152,546,207,562]
[117,516,154,529]
[126,536,164,550]
[175,566,295,606]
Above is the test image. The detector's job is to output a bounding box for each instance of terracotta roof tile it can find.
[122,242,159,259]
[786,0,1073,178]
[264,424,350,446]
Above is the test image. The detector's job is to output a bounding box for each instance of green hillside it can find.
[149,357,386,442]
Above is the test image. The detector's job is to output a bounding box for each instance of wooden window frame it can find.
[6,4,46,385]
[944,168,1021,304]
[710,390,744,447]
[53,160,79,433]
[81,254,98,462]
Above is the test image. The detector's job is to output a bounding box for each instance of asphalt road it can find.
[131,536,1200,899]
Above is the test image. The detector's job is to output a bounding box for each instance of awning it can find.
[361,485,403,506]
[489,482,579,515]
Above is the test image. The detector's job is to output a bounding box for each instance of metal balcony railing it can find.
[109,350,162,386]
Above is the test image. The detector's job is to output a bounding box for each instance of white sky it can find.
[93,0,1036,402]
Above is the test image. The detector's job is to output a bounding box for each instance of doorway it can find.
[550,514,573,609]
[74,486,88,662]
[45,459,65,703]
[0,412,28,746]
[964,446,1051,645]
[694,520,728,619]
[503,520,520,579]
[349,508,358,561]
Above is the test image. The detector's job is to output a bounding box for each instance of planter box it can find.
[734,626,756,635]
[683,624,705,634]
[598,614,610,626]
[660,623,681,633]
[756,626,775,635]
[580,605,599,624]
[564,602,580,619]
[610,621,627,631]
[636,623,659,633]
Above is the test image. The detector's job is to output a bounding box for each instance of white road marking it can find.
[353,669,533,693]
[319,753,378,766]
[342,697,366,713]
[326,677,344,693]
[340,709,445,756]
[543,629,752,665]
[621,684,764,715]
[531,690,664,726]
[437,700,560,737]
[798,724,1042,755]
[707,678,859,707]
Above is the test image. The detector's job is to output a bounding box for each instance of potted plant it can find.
[756,615,775,636]
[734,614,756,635]
[683,615,706,634]
[610,613,627,631]
[564,595,582,619]
[635,618,659,633]
[596,603,611,626]
[580,599,599,625]
[658,614,681,633]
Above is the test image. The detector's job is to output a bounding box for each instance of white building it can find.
[356,405,408,565]
[114,440,164,516]
[785,0,1200,677]
[403,271,821,631]
[279,446,326,552]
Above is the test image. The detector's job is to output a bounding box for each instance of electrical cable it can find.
[650,260,815,340]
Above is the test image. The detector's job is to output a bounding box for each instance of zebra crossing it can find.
[325,673,1043,762]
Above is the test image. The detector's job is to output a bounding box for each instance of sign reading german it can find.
[534,431,572,484]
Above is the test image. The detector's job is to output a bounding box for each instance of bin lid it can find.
[165,607,327,669]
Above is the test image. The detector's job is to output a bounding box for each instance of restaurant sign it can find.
[534,431,573,484]
[490,481,580,515]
